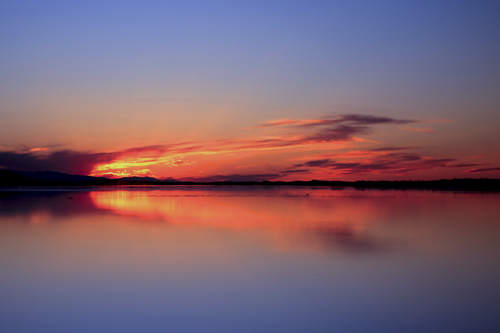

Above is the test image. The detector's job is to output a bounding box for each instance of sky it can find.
[1,0,499,181]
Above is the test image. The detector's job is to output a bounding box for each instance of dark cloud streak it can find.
[0,150,117,175]
[291,150,460,176]
[469,167,500,173]
[260,114,416,128]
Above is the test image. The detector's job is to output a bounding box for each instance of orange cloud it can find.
[4,113,497,180]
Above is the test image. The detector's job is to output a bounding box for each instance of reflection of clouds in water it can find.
[0,189,393,255]
[89,190,396,255]
[2,190,500,333]
[1,188,496,255]
[305,226,392,254]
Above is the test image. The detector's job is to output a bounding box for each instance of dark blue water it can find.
[1,187,499,332]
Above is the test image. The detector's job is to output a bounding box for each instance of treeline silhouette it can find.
[1,169,500,192]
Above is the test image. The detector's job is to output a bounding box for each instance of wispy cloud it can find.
[2,113,496,179]
[289,148,462,176]
[0,150,118,175]
[258,114,415,128]
[468,167,500,173]
[0,145,176,176]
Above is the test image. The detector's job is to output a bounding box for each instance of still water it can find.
[1,187,499,332]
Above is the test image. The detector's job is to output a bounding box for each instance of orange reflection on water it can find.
[89,188,386,253]
[90,190,178,221]
[29,211,51,224]
[90,188,374,230]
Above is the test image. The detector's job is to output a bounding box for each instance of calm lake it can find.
[1,187,499,332]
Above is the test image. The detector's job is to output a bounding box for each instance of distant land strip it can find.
[1,169,500,192]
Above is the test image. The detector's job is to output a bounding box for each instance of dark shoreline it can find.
[1,170,500,192]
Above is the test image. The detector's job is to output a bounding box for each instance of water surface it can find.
[1,187,499,332]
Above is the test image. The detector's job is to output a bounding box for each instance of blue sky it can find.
[1,0,499,179]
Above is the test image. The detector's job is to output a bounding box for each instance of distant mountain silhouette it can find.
[1,169,499,191]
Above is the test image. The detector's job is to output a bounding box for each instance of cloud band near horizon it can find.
[1,114,498,180]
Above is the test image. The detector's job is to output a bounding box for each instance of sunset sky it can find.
[1,0,499,180]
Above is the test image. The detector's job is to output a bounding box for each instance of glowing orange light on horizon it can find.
[28,147,49,153]
[88,138,356,179]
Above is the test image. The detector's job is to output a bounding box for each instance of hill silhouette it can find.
[1,169,499,191]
